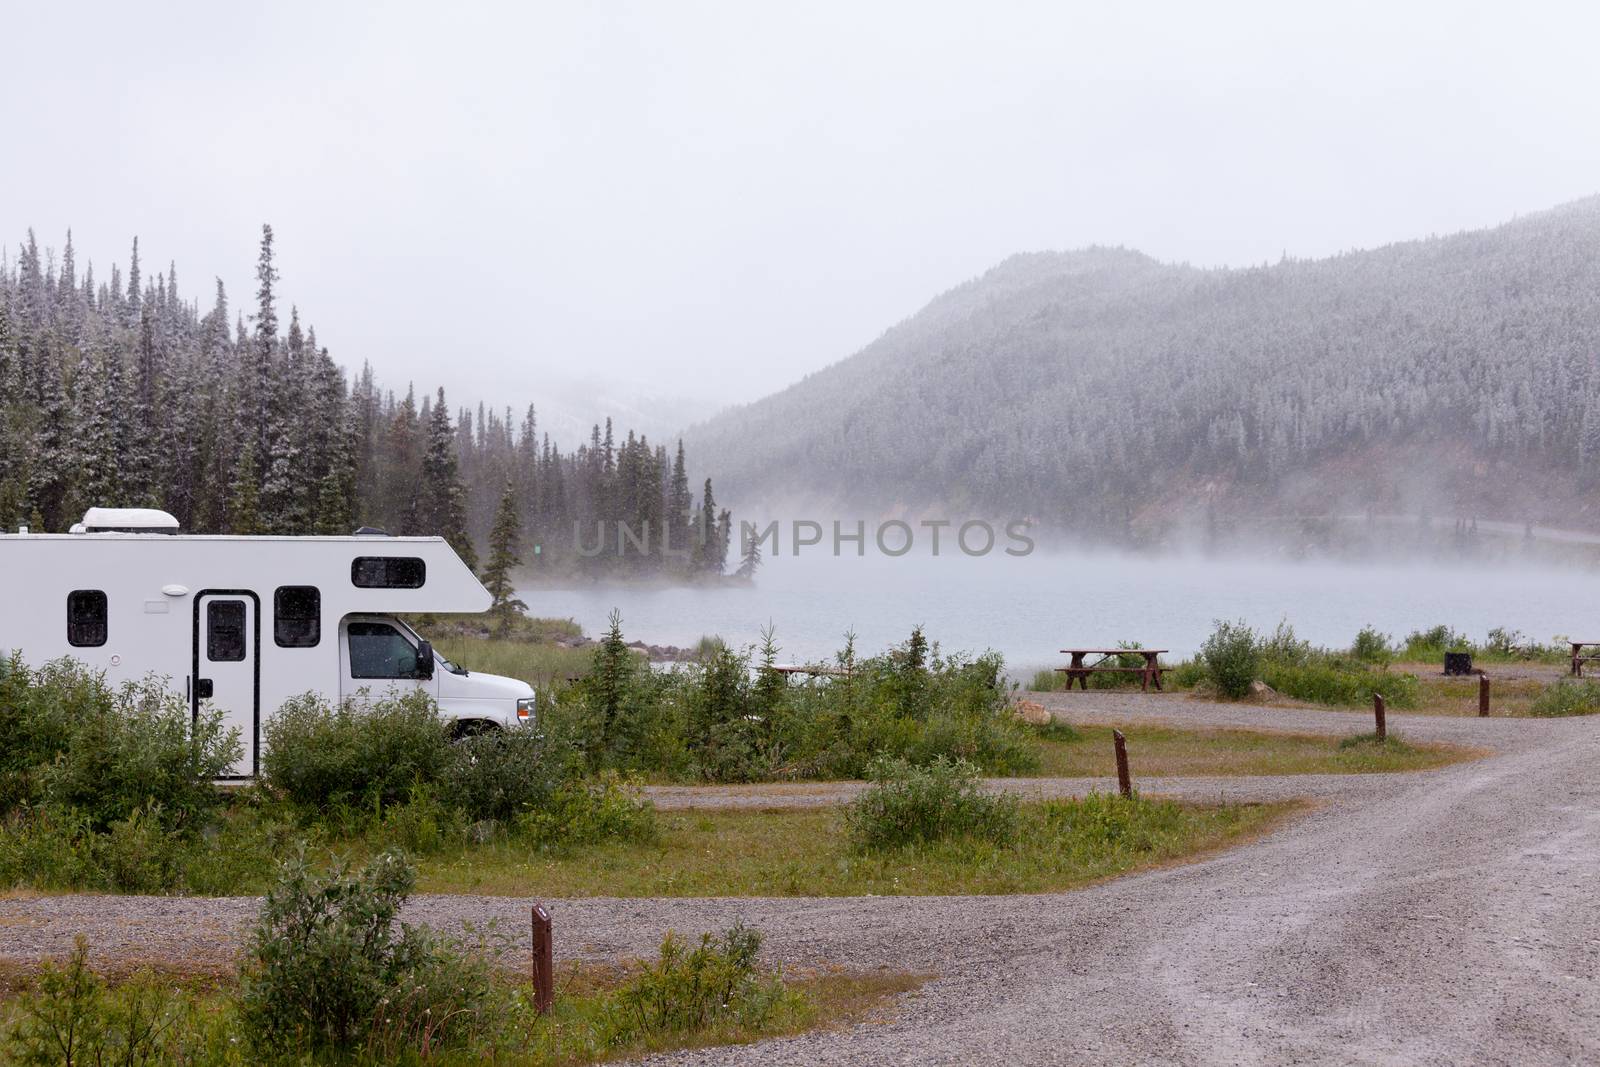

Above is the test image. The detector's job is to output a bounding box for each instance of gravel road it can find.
[2,694,1596,1064]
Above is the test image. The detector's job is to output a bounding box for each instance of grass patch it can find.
[1033,724,1466,776]
[431,634,597,690]
[1528,679,1600,716]
[1402,669,1549,716]
[413,797,1291,897]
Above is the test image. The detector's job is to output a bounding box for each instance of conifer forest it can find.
[0,225,733,581]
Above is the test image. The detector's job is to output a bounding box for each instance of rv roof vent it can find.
[353,526,390,537]
[80,508,180,535]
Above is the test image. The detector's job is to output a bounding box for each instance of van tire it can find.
[450,719,501,741]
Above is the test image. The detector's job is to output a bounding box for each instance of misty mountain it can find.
[687,197,1600,539]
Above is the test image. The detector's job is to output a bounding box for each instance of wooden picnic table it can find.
[1056,648,1170,692]
[1569,641,1600,676]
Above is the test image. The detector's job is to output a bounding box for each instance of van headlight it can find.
[516,696,536,722]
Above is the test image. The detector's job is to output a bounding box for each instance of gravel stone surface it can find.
[2,693,1595,1064]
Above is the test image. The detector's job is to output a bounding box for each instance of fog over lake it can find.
[521,550,1600,675]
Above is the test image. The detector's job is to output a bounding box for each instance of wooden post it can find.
[532,904,554,1014]
[1373,692,1386,741]
[1113,729,1133,798]
[1478,674,1490,717]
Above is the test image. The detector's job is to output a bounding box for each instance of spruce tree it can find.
[483,481,528,631]
[735,520,762,579]
[227,442,262,534]
[416,386,477,570]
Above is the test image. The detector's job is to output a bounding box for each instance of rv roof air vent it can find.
[80,508,180,535]
[353,526,390,537]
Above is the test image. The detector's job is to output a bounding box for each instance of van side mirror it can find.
[415,639,435,680]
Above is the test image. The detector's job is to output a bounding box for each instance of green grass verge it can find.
[1032,724,1469,777]
[414,796,1291,897]
[0,960,920,1067]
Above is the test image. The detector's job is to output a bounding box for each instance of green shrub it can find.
[1169,659,1207,688]
[1529,680,1600,717]
[1029,668,1063,692]
[1351,625,1393,664]
[42,690,238,833]
[1200,619,1259,699]
[440,724,581,823]
[558,624,1035,783]
[513,771,658,848]
[238,849,496,1055]
[606,925,784,1045]
[1401,624,1469,658]
[845,755,1019,852]
[262,691,451,811]
[1033,719,1079,743]
[1260,659,1419,708]
[0,657,238,832]
[1257,620,1312,665]
[3,937,194,1066]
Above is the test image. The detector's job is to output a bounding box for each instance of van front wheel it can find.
[449,719,501,741]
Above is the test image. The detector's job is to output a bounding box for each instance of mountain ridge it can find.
[686,195,1600,538]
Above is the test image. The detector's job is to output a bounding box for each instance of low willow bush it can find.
[1200,619,1259,698]
[1528,679,1600,716]
[0,656,249,893]
[263,691,452,811]
[606,925,785,1044]
[1190,620,1419,707]
[0,656,239,830]
[240,849,499,1056]
[846,755,1019,852]
[547,620,1037,783]
[1261,659,1419,708]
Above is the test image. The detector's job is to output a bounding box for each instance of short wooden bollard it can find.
[532,904,554,1014]
[1373,692,1386,740]
[1113,729,1133,798]
[1479,674,1490,717]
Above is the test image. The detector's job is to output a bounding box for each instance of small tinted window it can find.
[351,557,426,589]
[274,586,321,648]
[347,621,421,679]
[67,590,108,647]
[207,600,247,662]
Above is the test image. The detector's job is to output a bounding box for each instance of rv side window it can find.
[347,621,422,679]
[67,590,108,647]
[351,557,426,589]
[207,601,247,662]
[274,586,321,648]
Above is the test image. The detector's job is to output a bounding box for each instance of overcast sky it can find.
[6,0,1600,423]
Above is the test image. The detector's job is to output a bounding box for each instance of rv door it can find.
[194,593,260,779]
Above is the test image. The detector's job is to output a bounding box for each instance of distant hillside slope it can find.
[687,198,1600,538]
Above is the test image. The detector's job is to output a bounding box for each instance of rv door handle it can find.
[195,678,214,700]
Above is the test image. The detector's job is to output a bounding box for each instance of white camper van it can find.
[0,508,536,778]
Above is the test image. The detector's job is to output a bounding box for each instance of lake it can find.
[519,549,1600,675]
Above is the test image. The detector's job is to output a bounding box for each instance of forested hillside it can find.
[688,197,1600,540]
[0,226,733,579]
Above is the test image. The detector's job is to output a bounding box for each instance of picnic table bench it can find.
[1056,648,1170,692]
[1570,641,1600,676]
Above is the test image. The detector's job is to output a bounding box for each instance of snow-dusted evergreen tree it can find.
[416,386,477,570]
[482,480,527,630]
[227,442,262,535]
[260,307,308,532]
[76,348,125,507]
